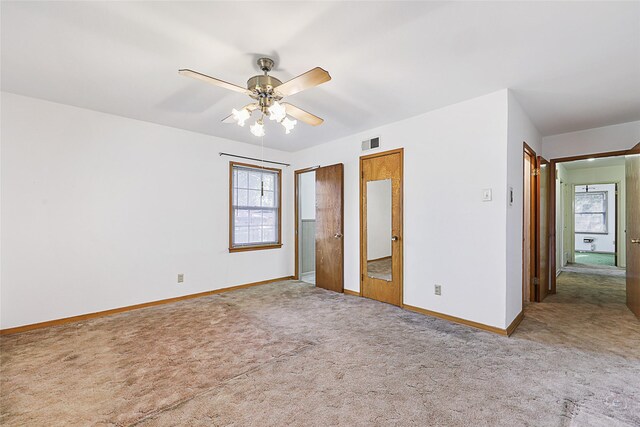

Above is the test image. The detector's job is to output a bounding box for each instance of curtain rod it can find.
[218,152,290,167]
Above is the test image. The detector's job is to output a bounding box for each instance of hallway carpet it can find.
[562,262,625,277]
[1,273,639,426]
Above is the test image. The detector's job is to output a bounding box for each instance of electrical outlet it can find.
[177,274,184,283]
[434,284,442,296]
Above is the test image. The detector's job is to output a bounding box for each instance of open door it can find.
[523,145,536,302]
[626,147,640,317]
[536,156,550,302]
[315,164,344,293]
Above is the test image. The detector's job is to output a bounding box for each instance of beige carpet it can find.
[562,262,626,277]
[367,257,392,281]
[1,272,639,426]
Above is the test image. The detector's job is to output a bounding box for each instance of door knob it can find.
[334,233,343,239]
[632,238,640,244]
[391,236,399,242]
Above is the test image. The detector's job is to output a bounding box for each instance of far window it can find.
[575,190,607,234]
[229,162,282,252]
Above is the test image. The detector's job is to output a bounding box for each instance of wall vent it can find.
[361,136,380,151]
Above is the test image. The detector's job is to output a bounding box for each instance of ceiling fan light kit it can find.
[179,57,331,137]
[250,119,265,137]
[231,107,251,127]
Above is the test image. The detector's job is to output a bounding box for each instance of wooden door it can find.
[315,164,344,293]
[360,149,403,306]
[626,150,640,317]
[536,156,550,302]
[523,148,536,302]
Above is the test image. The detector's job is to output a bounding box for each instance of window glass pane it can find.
[575,213,606,233]
[234,209,249,227]
[248,189,262,207]
[249,210,263,226]
[575,192,605,213]
[263,226,276,242]
[234,227,249,244]
[263,174,275,191]
[237,170,248,188]
[262,210,276,226]
[248,171,262,190]
[249,227,262,242]
[237,189,248,206]
[262,190,275,207]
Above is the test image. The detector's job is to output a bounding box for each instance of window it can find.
[229,162,282,251]
[575,190,607,234]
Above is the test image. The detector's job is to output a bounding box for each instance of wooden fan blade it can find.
[179,69,250,94]
[275,67,331,97]
[283,103,324,126]
[221,104,258,123]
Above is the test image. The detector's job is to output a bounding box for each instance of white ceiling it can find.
[2,1,639,151]
[562,155,626,170]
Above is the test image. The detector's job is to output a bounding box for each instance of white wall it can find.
[293,90,511,329]
[366,179,392,260]
[8,89,631,332]
[299,171,315,220]
[0,92,293,329]
[506,91,542,324]
[564,165,626,267]
[541,121,640,160]
[574,184,616,253]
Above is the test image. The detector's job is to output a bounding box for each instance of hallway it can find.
[521,270,639,358]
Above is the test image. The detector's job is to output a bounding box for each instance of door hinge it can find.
[361,273,364,281]
[532,168,540,176]
[533,277,539,285]
[361,171,364,179]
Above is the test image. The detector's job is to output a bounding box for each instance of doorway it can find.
[296,170,316,284]
[573,183,618,267]
[360,148,403,306]
[549,149,639,318]
[551,155,627,281]
[295,164,344,293]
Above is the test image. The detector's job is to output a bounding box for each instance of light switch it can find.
[482,188,492,202]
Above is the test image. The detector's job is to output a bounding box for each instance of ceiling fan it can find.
[178,58,331,137]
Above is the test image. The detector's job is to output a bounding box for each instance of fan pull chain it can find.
[260,133,265,197]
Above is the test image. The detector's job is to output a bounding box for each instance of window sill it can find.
[229,243,283,253]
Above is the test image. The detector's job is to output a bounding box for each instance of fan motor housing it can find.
[247,75,283,97]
